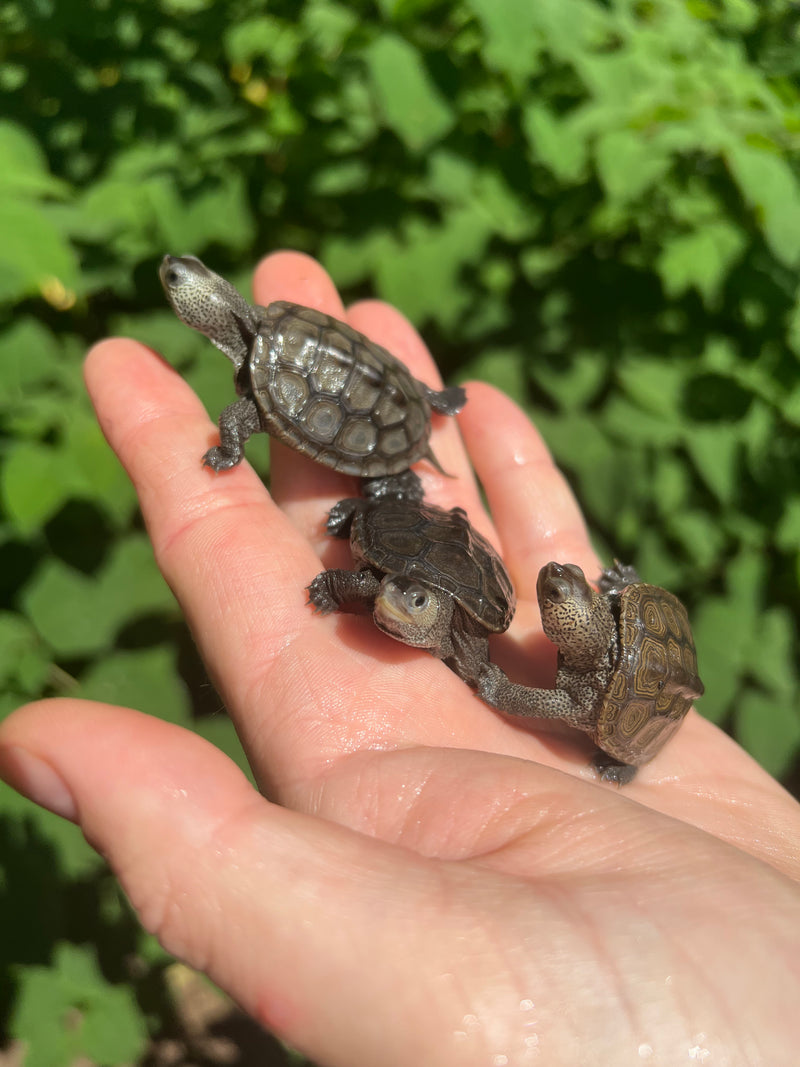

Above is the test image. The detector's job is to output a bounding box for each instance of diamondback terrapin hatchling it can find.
[307,497,516,688]
[159,255,465,501]
[478,561,703,783]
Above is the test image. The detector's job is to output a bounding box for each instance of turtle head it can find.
[159,255,256,371]
[537,562,614,669]
[374,575,448,649]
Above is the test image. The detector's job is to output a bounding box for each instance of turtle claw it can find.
[202,446,240,471]
[592,752,638,785]
[307,573,338,614]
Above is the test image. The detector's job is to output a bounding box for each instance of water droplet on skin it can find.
[638,1044,653,1059]
[519,998,535,1011]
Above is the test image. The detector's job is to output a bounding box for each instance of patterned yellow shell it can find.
[595,583,704,767]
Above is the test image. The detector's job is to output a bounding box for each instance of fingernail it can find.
[0,745,78,822]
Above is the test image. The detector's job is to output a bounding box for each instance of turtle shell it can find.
[352,501,515,633]
[595,583,704,766]
[249,301,433,477]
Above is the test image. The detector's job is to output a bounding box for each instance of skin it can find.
[2,252,800,1066]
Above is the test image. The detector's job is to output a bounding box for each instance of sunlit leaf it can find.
[735,689,800,780]
[365,33,454,151]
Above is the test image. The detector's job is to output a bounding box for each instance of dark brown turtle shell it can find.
[251,302,436,477]
[351,501,515,633]
[595,583,704,766]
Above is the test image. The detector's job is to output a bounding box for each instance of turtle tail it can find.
[424,446,455,478]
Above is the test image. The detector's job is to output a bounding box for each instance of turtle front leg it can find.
[307,568,381,615]
[477,664,595,730]
[203,397,262,470]
[439,614,492,689]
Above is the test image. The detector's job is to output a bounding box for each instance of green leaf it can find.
[365,34,454,152]
[602,396,683,446]
[595,129,671,203]
[0,120,70,199]
[22,536,175,657]
[303,0,358,59]
[22,560,111,657]
[735,688,800,780]
[0,612,50,695]
[0,200,79,303]
[690,596,751,723]
[522,104,588,182]
[79,646,192,726]
[726,143,800,267]
[616,356,685,417]
[0,317,62,399]
[1,443,73,535]
[95,535,177,622]
[683,423,741,505]
[60,413,138,525]
[665,510,726,573]
[657,221,746,306]
[746,606,798,696]
[776,497,800,551]
[373,207,492,328]
[466,0,543,85]
[530,350,606,412]
[224,16,300,69]
[462,347,528,399]
[11,942,148,1067]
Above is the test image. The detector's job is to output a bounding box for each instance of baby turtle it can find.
[308,497,515,687]
[478,561,704,784]
[159,255,465,500]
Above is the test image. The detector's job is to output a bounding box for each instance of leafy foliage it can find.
[2,0,800,1060]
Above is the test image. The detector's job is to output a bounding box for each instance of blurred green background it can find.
[2,0,799,1062]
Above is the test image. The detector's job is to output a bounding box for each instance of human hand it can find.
[2,252,799,1066]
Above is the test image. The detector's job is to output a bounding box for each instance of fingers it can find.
[0,699,564,1067]
[84,316,513,796]
[458,382,599,601]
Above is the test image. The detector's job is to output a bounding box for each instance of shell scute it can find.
[598,582,703,765]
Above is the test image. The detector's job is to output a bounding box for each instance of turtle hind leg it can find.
[204,397,261,470]
[361,470,424,504]
[592,751,638,785]
[425,383,467,416]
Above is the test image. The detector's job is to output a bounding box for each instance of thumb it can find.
[0,700,510,1067]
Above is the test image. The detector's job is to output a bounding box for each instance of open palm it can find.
[2,252,799,1066]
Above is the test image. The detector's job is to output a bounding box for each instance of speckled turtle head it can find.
[374,575,446,648]
[536,562,615,669]
[159,254,255,371]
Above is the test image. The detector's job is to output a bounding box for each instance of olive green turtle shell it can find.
[595,583,704,766]
[250,302,433,477]
[352,501,515,633]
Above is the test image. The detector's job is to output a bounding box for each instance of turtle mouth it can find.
[374,577,439,647]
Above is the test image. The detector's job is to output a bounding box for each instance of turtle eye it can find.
[404,585,430,613]
[546,581,568,604]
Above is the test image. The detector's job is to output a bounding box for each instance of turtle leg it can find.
[326,498,362,538]
[425,383,467,416]
[360,470,424,504]
[203,397,261,471]
[592,751,638,785]
[597,560,641,595]
[477,664,596,729]
[441,619,491,689]
[307,568,381,615]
